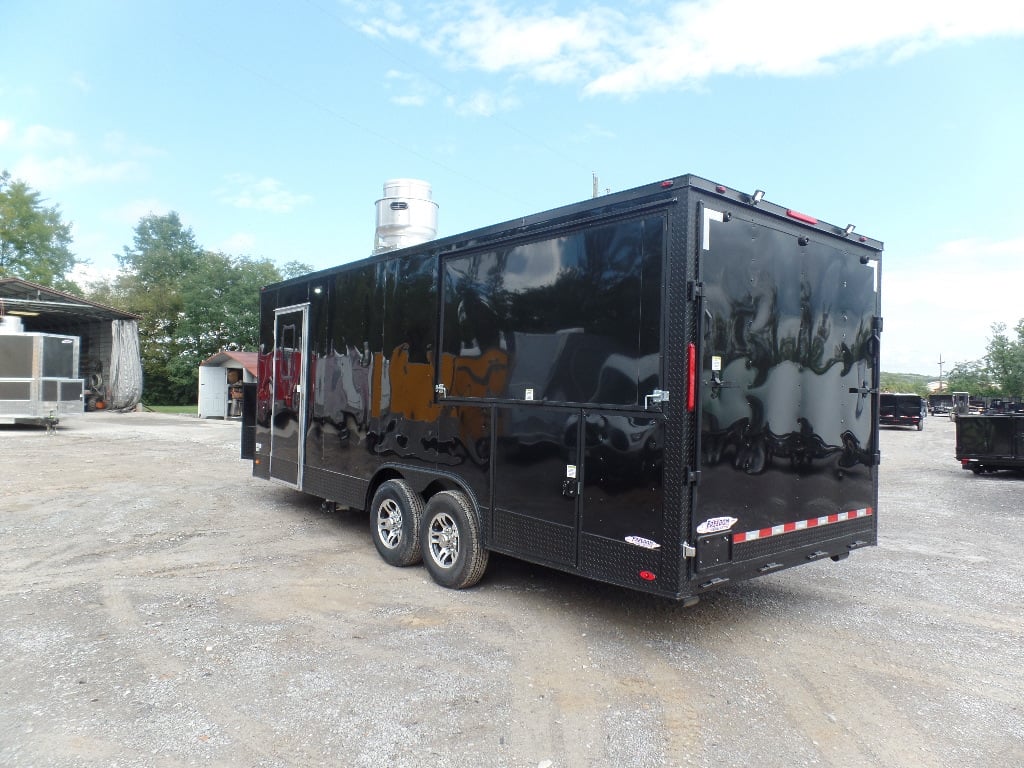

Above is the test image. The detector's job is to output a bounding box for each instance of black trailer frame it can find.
[244,174,882,601]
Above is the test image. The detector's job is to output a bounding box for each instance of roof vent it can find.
[373,179,438,254]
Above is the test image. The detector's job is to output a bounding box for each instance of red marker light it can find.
[786,209,818,225]
[639,570,657,581]
[687,342,696,412]
[660,180,674,188]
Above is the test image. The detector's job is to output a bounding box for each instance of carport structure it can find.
[0,277,143,410]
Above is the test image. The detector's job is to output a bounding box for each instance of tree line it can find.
[1,171,308,404]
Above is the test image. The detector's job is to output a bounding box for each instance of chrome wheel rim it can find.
[427,512,459,569]
[376,498,403,549]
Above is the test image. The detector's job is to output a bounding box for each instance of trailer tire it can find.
[370,480,423,567]
[421,491,489,590]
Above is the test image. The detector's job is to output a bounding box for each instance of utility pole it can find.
[937,355,945,392]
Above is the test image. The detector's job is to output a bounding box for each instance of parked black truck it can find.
[243,174,882,602]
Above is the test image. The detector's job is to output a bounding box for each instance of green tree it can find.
[0,170,79,292]
[945,360,998,397]
[168,251,284,395]
[986,321,1024,399]
[107,213,203,403]
[89,212,303,404]
[280,260,313,279]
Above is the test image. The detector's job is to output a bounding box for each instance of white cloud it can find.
[427,4,615,83]
[882,236,1024,373]
[102,132,164,158]
[219,232,258,254]
[353,0,421,42]
[12,154,139,190]
[104,199,172,226]
[218,174,313,213]
[70,261,119,286]
[23,124,77,149]
[384,70,432,107]
[583,0,1024,95]
[349,0,1024,98]
[1,121,148,191]
[446,90,520,117]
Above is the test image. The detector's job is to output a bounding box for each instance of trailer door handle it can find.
[645,389,669,409]
[708,373,735,399]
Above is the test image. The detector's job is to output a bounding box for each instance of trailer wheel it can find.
[917,421,924,431]
[421,491,489,589]
[370,480,423,567]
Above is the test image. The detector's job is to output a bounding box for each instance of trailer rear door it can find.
[693,205,878,580]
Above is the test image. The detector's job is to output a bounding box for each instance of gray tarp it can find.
[107,319,143,411]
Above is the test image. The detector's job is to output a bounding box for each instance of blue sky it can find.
[2,0,1023,377]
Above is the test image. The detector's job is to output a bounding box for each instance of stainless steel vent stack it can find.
[373,179,438,254]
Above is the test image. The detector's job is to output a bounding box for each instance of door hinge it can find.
[688,281,703,300]
[683,541,696,559]
[686,468,701,486]
[434,384,447,398]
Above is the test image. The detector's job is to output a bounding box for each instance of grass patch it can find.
[143,404,198,415]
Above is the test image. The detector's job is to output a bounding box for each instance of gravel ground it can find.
[1,411,1021,768]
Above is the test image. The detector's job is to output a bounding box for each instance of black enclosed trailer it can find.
[928,393,953,415]
[955,414,1024,473]
[244,174,882,601]
[879,393,925,430]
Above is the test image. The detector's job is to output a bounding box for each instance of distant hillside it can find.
[880,372,932,394]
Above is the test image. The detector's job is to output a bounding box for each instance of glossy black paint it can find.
[697,213,879,554]
[250,174,882,598]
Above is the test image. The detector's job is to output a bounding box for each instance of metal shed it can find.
[198,349,257,419]
[0,278,143,411]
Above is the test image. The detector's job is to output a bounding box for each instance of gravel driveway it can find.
[1,411,1021,767]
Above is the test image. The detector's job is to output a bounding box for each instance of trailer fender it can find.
[364,465,487,545]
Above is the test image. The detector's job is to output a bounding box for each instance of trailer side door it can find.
[269,303,309,488]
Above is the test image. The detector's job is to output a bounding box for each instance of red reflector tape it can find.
[732,507,872,544]
[786,209,818,225]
